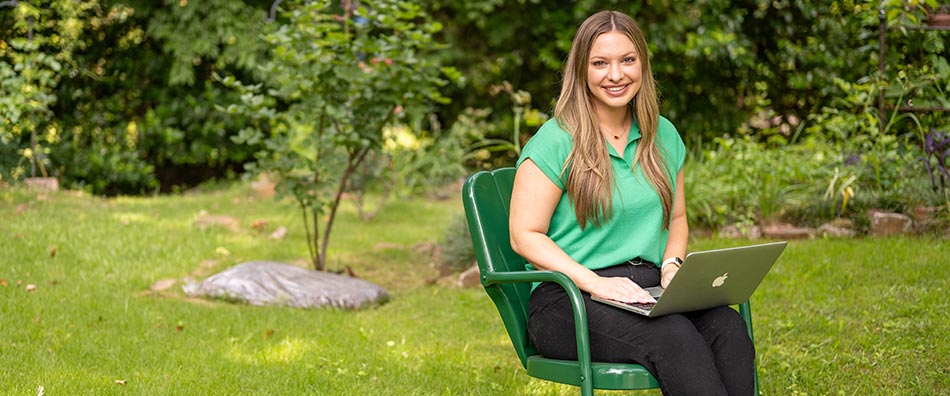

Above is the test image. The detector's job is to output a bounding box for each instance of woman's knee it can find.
[648,314,713,353]
[692,307,755,357]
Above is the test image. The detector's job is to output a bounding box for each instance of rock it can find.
[868,210,913,236]
[718,224,762,239]
[718,225,742,239]
[24,177,59,192]
[747,226,762,240]
[912,206,939,233]
[457,264,482,289]
[183,261,389,309]
[763,223,816,239]
[817,222,856,238]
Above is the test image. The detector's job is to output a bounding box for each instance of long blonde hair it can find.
[555,10,674,230]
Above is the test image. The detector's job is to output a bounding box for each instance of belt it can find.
[625,257,652,266]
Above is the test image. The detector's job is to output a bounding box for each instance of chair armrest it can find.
[482,270,595,387]
[482,269,575,287]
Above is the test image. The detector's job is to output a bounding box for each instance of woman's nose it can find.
[608,63,623,82]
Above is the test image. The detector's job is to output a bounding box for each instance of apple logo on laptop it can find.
[712,273,729,287]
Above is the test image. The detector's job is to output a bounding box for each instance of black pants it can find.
[527,263,756,396]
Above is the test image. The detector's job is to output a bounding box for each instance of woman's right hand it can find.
[587,275,656,304]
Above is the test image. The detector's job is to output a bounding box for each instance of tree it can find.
[223,0,451,270]
[1,0,272,193]
[425,1,872,149]
[0,0,85,181]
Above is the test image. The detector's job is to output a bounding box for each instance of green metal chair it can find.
[462,167,760,396]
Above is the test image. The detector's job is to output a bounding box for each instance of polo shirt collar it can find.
[607,119,642,159]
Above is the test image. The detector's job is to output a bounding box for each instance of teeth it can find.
[606,86,626,92]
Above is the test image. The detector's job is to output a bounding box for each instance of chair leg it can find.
[580,380,593,396]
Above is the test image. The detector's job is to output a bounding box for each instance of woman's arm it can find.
[660,168,688,288]
[509,159,655,303]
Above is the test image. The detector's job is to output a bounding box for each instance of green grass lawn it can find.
[2,184,949,395]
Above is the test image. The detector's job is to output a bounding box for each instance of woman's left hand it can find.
[660,264,679,288]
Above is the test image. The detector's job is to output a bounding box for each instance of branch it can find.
[265,0,282,22]
[0,1,19,9]
[319,145,371,267]
[300,200,318,269]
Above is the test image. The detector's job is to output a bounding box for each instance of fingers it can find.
[660,272,674,289]
[660,267,678,289]
[593,277,655,304]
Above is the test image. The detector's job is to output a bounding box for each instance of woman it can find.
[508,10,755,396]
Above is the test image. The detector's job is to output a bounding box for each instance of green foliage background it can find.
[1,0,272,193]
[428,0,875,147]
[1,0,948,218]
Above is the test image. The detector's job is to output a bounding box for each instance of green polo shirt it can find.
[516,115,686,272]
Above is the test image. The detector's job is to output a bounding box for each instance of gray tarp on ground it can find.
[183,261,389,309]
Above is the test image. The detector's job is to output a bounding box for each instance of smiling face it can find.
[586,30,642,117]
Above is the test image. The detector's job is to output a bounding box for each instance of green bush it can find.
[685,136,840,230]
[0,1,267,195]
[687,133,946,232]
[436,213,476,274]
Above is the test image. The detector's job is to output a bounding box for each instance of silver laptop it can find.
[591,241,787,317]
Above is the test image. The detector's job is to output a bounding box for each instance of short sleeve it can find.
[657,116,686,174]
[516,119,573,190]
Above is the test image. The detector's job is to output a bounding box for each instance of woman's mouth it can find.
[604,84,629,95]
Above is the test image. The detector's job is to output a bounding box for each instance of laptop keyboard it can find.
[624,301,656,310]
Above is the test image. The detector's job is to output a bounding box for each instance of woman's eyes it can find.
[590,58,637,67]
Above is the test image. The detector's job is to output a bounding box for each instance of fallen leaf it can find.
[0,278,7,286]
[263,329,276,339]
[114,380,127,385]
[215,246,230,256]
[194,213,239,232]
[250,219,268,232]
[268,226,288,240]
[149,279,177,292]
[49,245,57,258]
[25,284,37,292]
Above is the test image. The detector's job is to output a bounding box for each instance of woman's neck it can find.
[595,104,632,139]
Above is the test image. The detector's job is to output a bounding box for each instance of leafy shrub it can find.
[223,0,453,270]
[686,136,840,230]
[436,214,475,274]
[687,132,947,232]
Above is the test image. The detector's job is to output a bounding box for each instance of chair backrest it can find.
[462,168,537,367]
